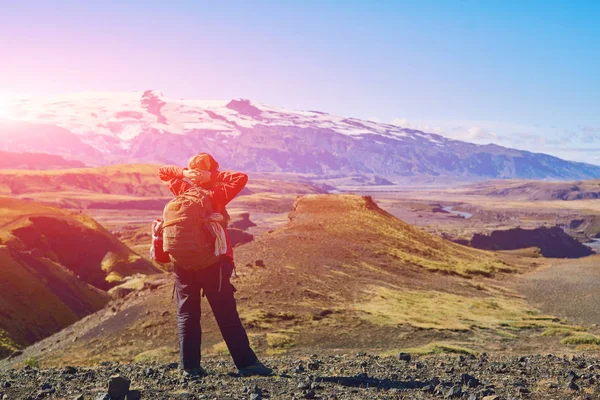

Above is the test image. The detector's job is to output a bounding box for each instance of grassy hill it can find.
[0,197,162,358]
[0,197,159,290]
[0,246,109,359]
[4,194,587,368]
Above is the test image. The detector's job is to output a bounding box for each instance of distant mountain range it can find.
[0,90,598,180]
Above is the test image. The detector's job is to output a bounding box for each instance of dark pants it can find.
[175,258,258,370]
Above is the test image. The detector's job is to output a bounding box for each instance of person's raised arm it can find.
[158,165,191,196]
[210,170,248,206]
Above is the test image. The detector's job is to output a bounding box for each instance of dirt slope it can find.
[514,255,600,326]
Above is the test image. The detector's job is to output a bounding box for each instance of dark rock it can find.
[307,362,320,371]
[399,353,412,362]
[172,393,194,399]
[250,394,261,400]
[445,385,462,398]
[303,389,316,399]
[108,375,131,398]
[470,226,593,258]
[63,366,78,375]
[126,390,142,400]
[568,380,580,391]
[73,395,84,400]
[251,385,262,395]
[422,385,434,393]
[567,370,580,379]
[461,374,477,386]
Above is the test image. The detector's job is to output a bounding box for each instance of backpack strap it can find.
[162,217,189,228]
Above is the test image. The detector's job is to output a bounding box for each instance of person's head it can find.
[188,152,219,172]
[187,153,219,187]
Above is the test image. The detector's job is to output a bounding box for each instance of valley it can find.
[2,165,600,400]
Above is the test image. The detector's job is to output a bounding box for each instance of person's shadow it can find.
[316,375,429,390]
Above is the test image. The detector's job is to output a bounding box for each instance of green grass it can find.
[542,327,587,337]
[575,344,600,352]
[23,357,40,368]
[266,333,295,349]
[133,347,178,363]
[354,286,560,332]
[383,342,478,356]
[240,310,298,330]
[561,333,600,345]
[0,329,19,357]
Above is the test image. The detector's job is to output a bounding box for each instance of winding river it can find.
[441,206,473,219]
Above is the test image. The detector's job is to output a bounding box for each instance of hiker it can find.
[158,153,272,377]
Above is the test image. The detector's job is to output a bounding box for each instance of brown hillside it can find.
[3,194,568,368]
[0,164,327,209]
[463,179,600,201]
[0,197,159,289]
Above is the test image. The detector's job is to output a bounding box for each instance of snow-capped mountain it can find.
[0,90,598,180]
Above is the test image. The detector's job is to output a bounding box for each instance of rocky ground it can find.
[2,353,600,400]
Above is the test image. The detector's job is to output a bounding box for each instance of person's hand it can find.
[183,169,211,184]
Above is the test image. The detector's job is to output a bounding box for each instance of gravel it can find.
[1,353,600,399]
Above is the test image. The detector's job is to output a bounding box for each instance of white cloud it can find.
[390,118,444,134]
[390,117,497,144]
[387,117,600,165]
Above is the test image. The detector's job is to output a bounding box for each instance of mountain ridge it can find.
[0,91,598,180]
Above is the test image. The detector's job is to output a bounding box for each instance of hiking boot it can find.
[181,367,208,378]
[238,361,273,377]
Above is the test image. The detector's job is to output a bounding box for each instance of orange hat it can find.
[188,153,219,171]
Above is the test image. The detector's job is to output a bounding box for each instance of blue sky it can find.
[0,0,599,163]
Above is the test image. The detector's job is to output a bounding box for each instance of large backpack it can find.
[162,186,220,270]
